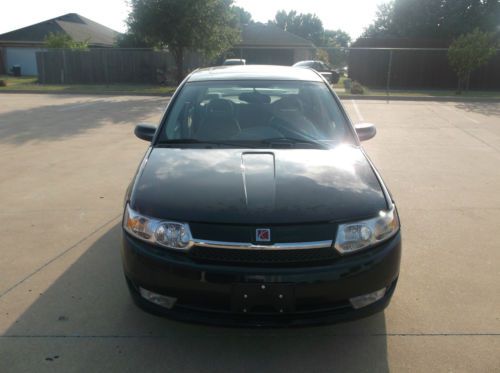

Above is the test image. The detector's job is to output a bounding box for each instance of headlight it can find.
[334,205,399,254]
[123,204,193,250]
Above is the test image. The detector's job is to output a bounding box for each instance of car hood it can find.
[131,145,388,224]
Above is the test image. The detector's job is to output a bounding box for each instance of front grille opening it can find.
[188,246,340,266]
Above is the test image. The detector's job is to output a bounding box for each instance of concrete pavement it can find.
[0,94,499,372]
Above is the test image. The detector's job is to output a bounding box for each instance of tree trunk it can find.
[456,76,463,94]
[173,47,184,85]
[466,71,471,91]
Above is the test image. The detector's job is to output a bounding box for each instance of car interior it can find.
[165,83,346,143]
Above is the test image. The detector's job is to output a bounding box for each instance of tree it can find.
[115,32,153,48]
[232,6,253,26]
[323,30,351,48]
[363,3,394,38]
[316,49,330,64]
[270,10,324,46]
[439,0,500,38]
[43,32,89,50]
[269,10,352,66]
[363,0,500,39]
[322,29,351,67]
[269,10,351,58]
[127,0,240,83]
[448,28,497,93]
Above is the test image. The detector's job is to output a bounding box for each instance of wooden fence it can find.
[0,47,6,75]
[36,49,206,84]
[347,48,500,90]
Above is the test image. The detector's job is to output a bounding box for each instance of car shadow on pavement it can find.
[0,96,167,144]
[4,225,389,372]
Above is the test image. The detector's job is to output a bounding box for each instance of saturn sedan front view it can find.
[121,65,401,327]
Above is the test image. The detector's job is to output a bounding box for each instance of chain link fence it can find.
[316,47,500,93]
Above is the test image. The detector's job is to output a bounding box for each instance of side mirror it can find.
[354,123,377,142]
[135,124,157,142]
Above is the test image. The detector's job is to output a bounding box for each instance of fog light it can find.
[349,288,386,309]
[139,287,177,309]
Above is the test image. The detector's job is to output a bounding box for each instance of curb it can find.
[1,89,500,102]
[0,89,173,97]
[337,94,500,102]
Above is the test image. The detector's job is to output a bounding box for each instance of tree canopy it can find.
[232,6,253,26]
[127,0,240,82]
[322,30,351,67]
[43,33,89,50]
[364,0,500,39]
[448,28,497,92]
[270,10,325,46]
[115,32,152,48]
[269,10,351,67]
[323,30,351,48]
[269,10,351,47]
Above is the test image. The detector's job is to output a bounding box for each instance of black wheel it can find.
[330,71,340,84]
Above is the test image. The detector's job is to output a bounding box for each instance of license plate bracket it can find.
[231,283,295,314]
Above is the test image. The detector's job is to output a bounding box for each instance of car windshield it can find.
[159,80,353,148]
[223,60,245,65]
[293,61,311,67]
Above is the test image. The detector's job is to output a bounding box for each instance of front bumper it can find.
[121,231,401,327]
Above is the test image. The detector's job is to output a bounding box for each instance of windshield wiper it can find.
[157,139,258,148]
[156,138,329,150]
[259,137,329,149]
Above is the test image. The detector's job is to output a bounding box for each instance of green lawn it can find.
[330,76,500,98]
[1,74,499,99]
[0,75,176,95]
[0,75,38,87]
[365,88,500,98]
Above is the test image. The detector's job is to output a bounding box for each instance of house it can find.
[0,13,119,75]
[227,23,315,65]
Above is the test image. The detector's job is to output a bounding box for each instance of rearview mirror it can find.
[135,124,157,142]
[354,123,377,142]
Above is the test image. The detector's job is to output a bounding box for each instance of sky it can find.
[0,0,387,40]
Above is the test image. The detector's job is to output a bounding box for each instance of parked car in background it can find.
[223,59,246,66]
[339,65,348,77]
[293,60,340,84]
[123,65,401,327]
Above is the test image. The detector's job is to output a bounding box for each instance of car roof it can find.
[187,65,324,82]
[294,60,322,64]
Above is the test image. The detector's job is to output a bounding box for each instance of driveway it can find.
[0,94,499,372]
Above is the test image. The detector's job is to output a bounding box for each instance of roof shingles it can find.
[0,13,119,46]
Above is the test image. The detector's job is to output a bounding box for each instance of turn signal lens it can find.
[125,207,153,239]
[349,288,386,309]
[139,287,177,309]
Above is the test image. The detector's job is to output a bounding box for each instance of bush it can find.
[448,28,496,93]
[0,80,6,87]
[350,81,364,94]
[316,48,330,64]
[44,32,89,50]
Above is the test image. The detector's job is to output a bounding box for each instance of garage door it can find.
[5,47,41,76]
